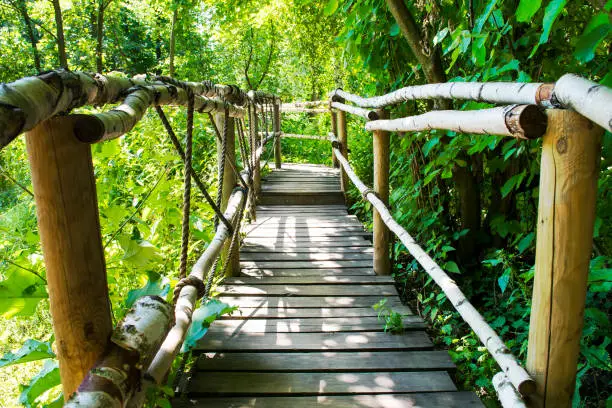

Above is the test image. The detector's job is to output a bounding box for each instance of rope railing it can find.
[328,132,535,404]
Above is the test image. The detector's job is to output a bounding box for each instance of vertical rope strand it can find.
[179,90,194,279]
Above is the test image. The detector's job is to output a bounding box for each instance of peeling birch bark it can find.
[329,82,554,108]
[329,133,536,396]
[64,296,172,408]
[365,105,547,139]
[0,70,246,148]
[331,101,379,120]
[493,372,528,408]
[553,73,612,132]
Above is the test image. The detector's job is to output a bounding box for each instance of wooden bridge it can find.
[1,70,610,408]
[182,163,483,406]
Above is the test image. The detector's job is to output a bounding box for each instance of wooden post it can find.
[25,117,112,396]
[273,100,281,169]
[337,108,348,196]
[251,105,261,198]
[373,109,391,275]
[215,113,239,276]
[526,110,603,408]
[331,109,339,167]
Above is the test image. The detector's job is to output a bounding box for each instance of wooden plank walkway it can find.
[183,163,483,407]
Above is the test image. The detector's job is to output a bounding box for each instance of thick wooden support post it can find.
[273,101,281,169]
[337,109,348,195]
[373,109,391,275]
[331,109,339,167]
[526,110,603,408]
[251,106,261,198]
[25,117,112,396]
[215,113,239,276]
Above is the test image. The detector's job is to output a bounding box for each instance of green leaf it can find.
[501,170,526,198]
[423,169,441,186]
[474,0,499,34]
[389,23,400,37]
[0,339,55,368]
[445,261,460,274]
[18,360,61,408]
[531,0,567,57]
[574,16,611,63]
[118,235,161,267]
[498,270,511,293]
[517,232,535,254]
[125,276,170,308]
[433,28,449,46]
[516,0,542,22]
[0,268,48,318]
[323,0,338,16]
[181,299,238,353]
[422,136,439,157]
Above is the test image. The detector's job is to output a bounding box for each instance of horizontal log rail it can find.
[330,73,612,132]
[328,132,535,401]
[330,101,379,120]
[0,70,260,149]
[281,107,328,114]
[364,105,547,139]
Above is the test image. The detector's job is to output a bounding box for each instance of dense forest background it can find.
[0,0,610,407]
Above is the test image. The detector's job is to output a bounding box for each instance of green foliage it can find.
[372,298,404,334]
[18,360,62,408]
[0,339,54,368]
[181,299,238,353]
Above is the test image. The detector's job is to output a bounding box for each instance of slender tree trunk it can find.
[50,0,68,68]
[169,7,178,76]
[16,0,41,72]
[384,0,482,262]
[95,0,105,73]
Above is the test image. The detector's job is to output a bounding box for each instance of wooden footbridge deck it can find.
[183,163,483,407]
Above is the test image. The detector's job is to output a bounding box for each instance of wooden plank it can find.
[207,317,426,334]
[260,195,345,206]
[225,276,393,285]
[240,268,376,277]
[195,331,432,352]
[244,229,368,238]
[197,350,451,371]
[217,284,396,297]
[245,222,365,229]
[241,240,372,249]
[243,236,370,243]
[186,371,454,395]
[240,246,373,254]
[240,253,372,262]
[239,261,374,269]
[178,392,484,407]
[217,307,412,319]
[217,296,404,308]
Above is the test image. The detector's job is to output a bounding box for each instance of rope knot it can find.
[173,275,207,301]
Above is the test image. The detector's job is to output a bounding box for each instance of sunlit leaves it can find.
[18,360,61,408]
[573,13,611,63]
[0,267,47,319]
[181,299,238,352]
[125,275,170,308]
[323,0,339,16]
[515,0,542,22]
[0,339,55,368]
[530,0,568,57]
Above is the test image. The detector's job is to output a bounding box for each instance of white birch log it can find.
[331,101,379,120]
[329,82,554,108]
[493,372,528,408]
[146,188,245,385]
[365,105,547,139]
[281,107,328,114]
[282,133,326,140]
[0,70,250,148]
[73,85,245,143]
[329,133,536,396]
[553,73,612,132]
[283,100,327,108]
[64,296,172,408]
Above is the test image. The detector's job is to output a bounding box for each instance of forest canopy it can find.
[0,0,610,407]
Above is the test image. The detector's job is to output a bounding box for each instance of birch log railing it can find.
[326,74,610,408]
[0,69,280,407]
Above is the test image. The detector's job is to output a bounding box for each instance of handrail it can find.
[330,73,612,132]
[329,132,535,399]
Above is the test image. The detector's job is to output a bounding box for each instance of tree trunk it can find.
[51,0,68,68]
[16,0,41,72]
[385,0,482,262]
[169,7,178,76]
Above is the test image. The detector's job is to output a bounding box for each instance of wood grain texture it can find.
[217,295,404,308]
[373,109,391,275]
[26,117,112,395]
[526,110,603,407]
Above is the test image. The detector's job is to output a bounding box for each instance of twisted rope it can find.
[214,108,230,230]
[178,89,194,279]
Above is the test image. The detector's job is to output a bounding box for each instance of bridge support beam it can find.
[274,100,281,169]
[25,117,112,396]
[215,113,240,276]
[373,109,391,275]
[526,110,603,408]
